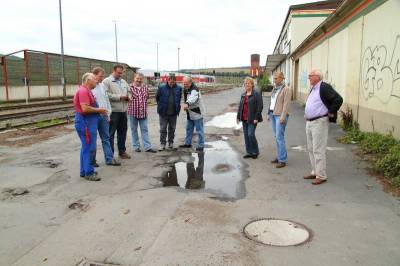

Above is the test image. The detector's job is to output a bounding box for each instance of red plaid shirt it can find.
[127,84,149,118]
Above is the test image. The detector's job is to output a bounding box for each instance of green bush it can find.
[257,74,271,92]
[337,127,365,144]
[339,127,400,188]
[375,145,400,186]
[359,132,398,154]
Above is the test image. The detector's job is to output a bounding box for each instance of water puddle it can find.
[205,112,242,129]
[161,140,246,200]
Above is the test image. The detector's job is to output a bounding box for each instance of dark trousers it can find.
[159,115,177,145]
[243,121,259,156]
[109,112,127,155]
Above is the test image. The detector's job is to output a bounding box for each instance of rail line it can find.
[0,86,233,130]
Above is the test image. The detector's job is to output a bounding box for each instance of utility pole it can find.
[156,43,159,72]
[113,20,118,62]
[58,0,66,99]
[177,47,180,72]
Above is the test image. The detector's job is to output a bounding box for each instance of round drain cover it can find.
[243,218,311,246]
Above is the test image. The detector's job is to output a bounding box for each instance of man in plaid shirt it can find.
[128,73,157,153]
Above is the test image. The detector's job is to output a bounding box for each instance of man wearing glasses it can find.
[303,69,343,185]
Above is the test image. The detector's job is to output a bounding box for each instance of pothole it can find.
[161,140,246,199]
[243,218,312,246]
[212,163,234,173]
[68,200,89,211]
[2,187,29,197]
[31,159,61,168]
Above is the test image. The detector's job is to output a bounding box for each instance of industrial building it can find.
[266,0,400,138]
[265,0,341,84]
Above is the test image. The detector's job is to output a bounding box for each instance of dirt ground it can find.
[0,125,74,147]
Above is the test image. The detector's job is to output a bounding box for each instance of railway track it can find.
[0,85,233,130]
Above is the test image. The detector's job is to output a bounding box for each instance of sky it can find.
[1,0,321,71]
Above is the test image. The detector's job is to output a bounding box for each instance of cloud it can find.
[1,0,322,70]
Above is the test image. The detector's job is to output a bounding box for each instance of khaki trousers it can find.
[306,117,329,180]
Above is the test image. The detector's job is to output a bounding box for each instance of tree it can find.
[257,73,271,92]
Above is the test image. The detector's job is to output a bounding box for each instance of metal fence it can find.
[0,49,138,102]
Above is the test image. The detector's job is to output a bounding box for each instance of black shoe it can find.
[251,154,258,159]
[243,154,252,159]
[167,144,176,151]
[145,149,157,153]
[134,148,141,152]
[179,144,192,148]
[93,162,99,167]
[196,147,204,151]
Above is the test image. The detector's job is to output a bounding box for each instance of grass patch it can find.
[35,118,63,128]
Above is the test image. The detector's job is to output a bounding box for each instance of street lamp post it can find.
[113,20,118,62]
[58,0,66,99]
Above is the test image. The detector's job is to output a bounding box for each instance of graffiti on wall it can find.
[361,34,400,103]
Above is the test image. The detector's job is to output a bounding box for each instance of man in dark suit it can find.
[303,69,343,185]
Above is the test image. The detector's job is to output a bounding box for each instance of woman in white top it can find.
[268,71,292,168]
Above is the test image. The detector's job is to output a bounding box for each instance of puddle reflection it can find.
[162,141,245,199]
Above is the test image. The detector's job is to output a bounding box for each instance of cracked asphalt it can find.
[0,87,399,266]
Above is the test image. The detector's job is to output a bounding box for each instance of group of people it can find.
[74,65,342,186]
[73,65,205,181]
[237,69,342,185]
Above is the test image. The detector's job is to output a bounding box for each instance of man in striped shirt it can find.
[127,73,156,153]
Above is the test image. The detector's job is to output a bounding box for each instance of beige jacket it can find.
[270,85,292,119]
[103,75,129,112]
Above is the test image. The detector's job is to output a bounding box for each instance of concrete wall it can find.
[274,15,329,90]
[294,0,400,138]
[0,84,78,101]
[291,16,330,52]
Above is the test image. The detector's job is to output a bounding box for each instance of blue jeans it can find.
[129,116,152,151]
[269,113,288,163]
[242,121,259,156]
[93,115,114,164]
[75,112,98,176]
[184,118,204,148]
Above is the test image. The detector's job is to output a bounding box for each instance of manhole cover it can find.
[243,218,311,246]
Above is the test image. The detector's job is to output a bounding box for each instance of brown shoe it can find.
[312,178,327,185]
[303,174,316,179]
[270,158,278,164]
[107,158,121,166]
[275,162,286,168]
[119,153,131,159]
